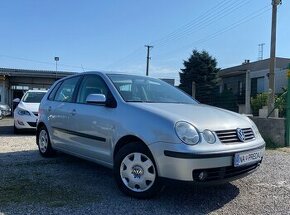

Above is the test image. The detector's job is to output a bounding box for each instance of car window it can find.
[108,74,197,104]
[54,76,81,102]
[48,81,62,101]
[22,92,46,103]
[77,75,109,104]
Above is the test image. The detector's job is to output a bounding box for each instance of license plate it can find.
[234,149,263,167]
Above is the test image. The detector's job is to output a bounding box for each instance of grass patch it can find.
[0,177,101,208]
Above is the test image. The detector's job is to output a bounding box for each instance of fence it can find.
[191,81,287,118]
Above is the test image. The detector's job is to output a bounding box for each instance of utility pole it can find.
[54,57,59,79]
[245,70,251,114]
[145,45,153,76]
[268,0,281,117]
[258,43,265,60]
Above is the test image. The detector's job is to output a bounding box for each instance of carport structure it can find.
[0,68,75,109]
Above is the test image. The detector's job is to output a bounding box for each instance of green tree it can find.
[179,50,220,104]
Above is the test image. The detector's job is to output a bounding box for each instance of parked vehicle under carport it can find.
[0,104,11,120]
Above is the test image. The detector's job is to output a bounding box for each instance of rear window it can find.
[22,92,46,103]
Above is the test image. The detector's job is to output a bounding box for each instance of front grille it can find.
[27,122,37,127]
[215,128,255,144]
[192,162,260,182]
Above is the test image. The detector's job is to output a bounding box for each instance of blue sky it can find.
[0,0,289,82]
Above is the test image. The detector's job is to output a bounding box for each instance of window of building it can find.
[238,81,245,96]
[251,77,264,96]
[257,77,264,93]
[11,85,29,90]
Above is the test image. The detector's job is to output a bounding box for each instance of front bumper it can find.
[14,115,37,129]
[148,139,265,182]
[0,109,11,116]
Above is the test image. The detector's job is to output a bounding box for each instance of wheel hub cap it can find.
[39,130,48,153]
[131,165,144,178]
[120,152,156,192]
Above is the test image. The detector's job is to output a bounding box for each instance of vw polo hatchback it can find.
[37,72,265,198]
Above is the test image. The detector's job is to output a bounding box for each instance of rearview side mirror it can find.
[13,98,20,103]
[86,94,106,105]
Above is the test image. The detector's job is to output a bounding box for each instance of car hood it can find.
[0,104,11,110]
[130,103,251,131]
[17,102,40,113]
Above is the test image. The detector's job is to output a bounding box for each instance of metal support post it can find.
[285,63,290,147]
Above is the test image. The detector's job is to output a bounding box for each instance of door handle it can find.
[71,109,76,116]
[48,106,52,112]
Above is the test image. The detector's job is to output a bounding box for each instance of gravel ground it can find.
[0,118,290,215]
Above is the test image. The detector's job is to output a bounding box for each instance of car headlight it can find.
[175,121,200,145]
[18,109,31,116]
[203,129,216,144]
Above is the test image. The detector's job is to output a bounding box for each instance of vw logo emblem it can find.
[131,166,144,178]
[237,128,246,142]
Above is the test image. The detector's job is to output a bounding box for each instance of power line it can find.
[153,5,271,59]
[150,0,236,46]
[152,0,252,49]
[104,46,144,70]
[106,0,255,70]
[0,54,96,71]
[105,0,239,70]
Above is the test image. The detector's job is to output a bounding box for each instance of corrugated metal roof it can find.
[0,67,76,78]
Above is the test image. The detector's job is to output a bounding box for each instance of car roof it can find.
[80,71,135,75]
[26,90,48,93]
[55,71,154,84]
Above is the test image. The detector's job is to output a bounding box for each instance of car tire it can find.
[37,126,55,157]
[114,143,162,199]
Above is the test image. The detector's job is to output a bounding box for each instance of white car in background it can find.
[14,90,47,133]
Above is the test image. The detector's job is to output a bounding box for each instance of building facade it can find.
[0,68,75,108]
[218,57,290,113]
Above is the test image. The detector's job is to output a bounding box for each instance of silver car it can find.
[37,72,265,198]
[0,104,11,119]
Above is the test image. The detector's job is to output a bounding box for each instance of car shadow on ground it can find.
[0,149,240,214]
[0,124,35,137]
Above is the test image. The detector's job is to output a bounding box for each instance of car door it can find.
[48,76,82,151]
[70,74,117,164]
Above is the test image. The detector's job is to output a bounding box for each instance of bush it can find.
[275,88,287,118]
[251,90,287,117]
[251,93,268,116]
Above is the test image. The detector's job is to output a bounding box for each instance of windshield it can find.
[108,74,197,104]
[22,92,46,103]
